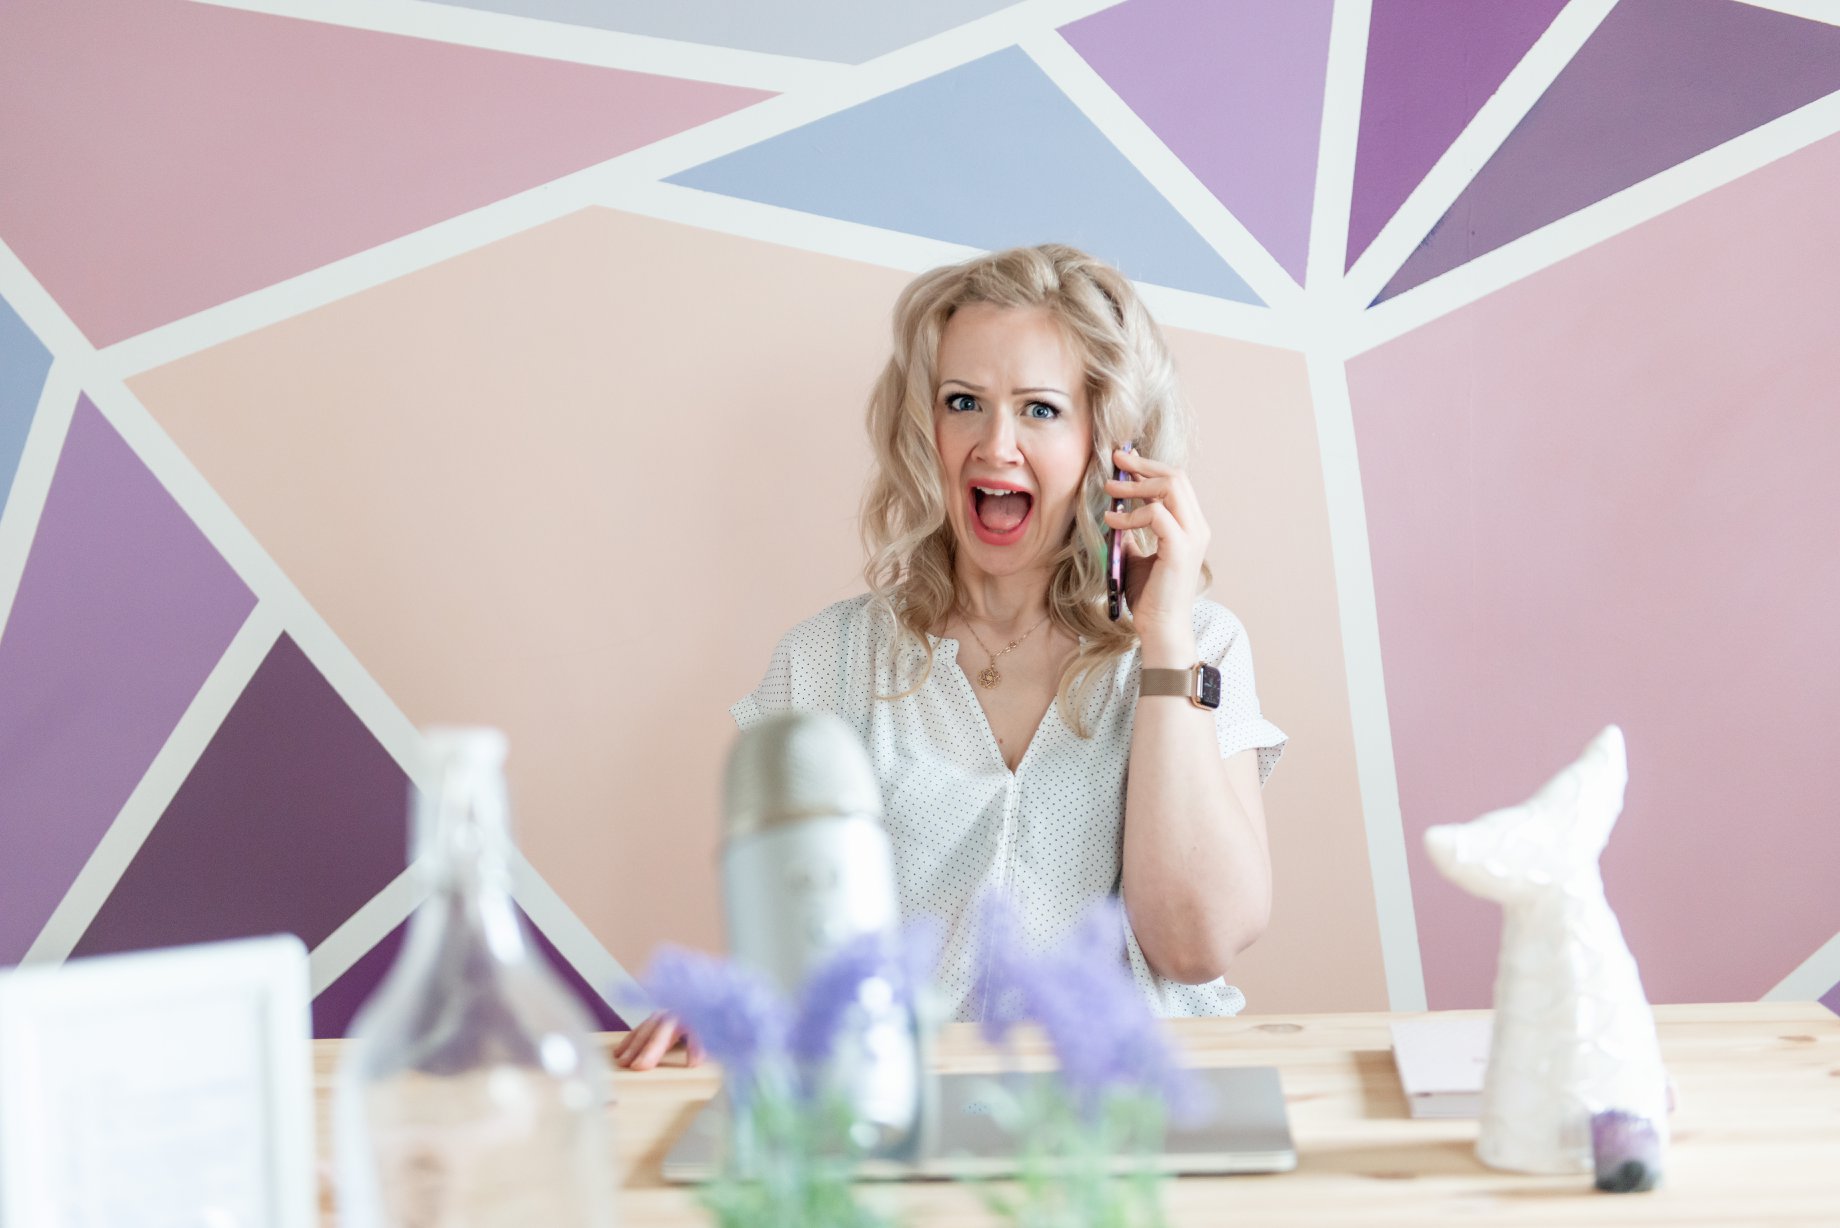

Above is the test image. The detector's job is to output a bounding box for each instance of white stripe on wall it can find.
[1303,349,1426,1012]
[308,864,431,996]
[0,230,93,642]
[1300,1,1431,1012]
[1765,930,1840,1004]
[1304,0,1370,297]
[0,237,93,358]
[0,363,80,644]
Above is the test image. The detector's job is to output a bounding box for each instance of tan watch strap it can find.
[1140,666,1197,699]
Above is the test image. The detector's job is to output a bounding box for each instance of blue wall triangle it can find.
[670,48,1262,305]
[0,295,53,515]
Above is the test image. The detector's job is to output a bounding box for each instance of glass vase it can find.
[334,727,615,1227]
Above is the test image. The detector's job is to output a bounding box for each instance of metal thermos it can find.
[720,711,925,1157]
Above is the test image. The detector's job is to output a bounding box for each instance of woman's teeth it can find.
[972,486,1032,533]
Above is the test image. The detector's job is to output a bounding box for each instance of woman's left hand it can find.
[1104,447,1207,661]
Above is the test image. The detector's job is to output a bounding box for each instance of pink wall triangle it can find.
[0,0,770,346]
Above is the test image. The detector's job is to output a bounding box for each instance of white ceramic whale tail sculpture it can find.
[1424,725,1668,1174]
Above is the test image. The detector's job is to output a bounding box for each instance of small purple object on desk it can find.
[1592,1108,1662,1193]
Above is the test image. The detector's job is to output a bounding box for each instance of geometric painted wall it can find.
[1,0,1836,1034]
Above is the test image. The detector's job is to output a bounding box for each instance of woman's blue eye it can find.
[1026,401,1060,420]
[946,393,978,412]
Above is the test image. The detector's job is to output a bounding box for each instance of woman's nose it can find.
[974,408,1022,462]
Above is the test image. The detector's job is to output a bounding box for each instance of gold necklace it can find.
[959,610,1050,689]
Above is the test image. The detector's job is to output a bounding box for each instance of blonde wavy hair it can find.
[860,243,1204,736]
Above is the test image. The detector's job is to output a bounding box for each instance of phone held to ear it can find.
[1107,441,1136,621]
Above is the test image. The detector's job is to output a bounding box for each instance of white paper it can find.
[0,937,312,1228]
[1390,1016,1491,1120]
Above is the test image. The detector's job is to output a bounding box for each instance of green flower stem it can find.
[967,1079,1173,1228]
[700,1085,893,1228]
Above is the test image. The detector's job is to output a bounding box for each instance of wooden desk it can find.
[312,1002,1840,1225]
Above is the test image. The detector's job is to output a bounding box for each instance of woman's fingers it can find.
[613,1014,657,1065]
[613,1009,708,1071]
[1105,478,1187,532]
[1140,501,1186,554]
[1109,449,1210,630]
[630,1017,686,1070]
[1103,474,1174,501]
[1107,454,1207,549]
[1106,503,1198,569]
[1113,446,1173,477]
[1104,503,1174,534]
[1106,460,1200,527]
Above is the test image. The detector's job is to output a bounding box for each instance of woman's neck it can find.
[953,560,1053,636]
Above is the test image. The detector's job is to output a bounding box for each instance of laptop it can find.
[661,1065,1297,1182]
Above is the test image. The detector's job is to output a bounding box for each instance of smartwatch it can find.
[1140,664,1222,710]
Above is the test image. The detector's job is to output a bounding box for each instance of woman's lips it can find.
[968,484,1033,546]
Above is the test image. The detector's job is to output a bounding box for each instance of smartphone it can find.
[1106,442,1135,620]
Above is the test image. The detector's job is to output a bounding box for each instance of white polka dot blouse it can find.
[730,594,1286,1021]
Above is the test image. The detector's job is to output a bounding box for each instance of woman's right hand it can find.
[612,1011,705,1070]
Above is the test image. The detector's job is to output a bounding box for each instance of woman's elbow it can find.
[1192,906,1271,984]
[1154,917,1268,985]
[1158,950,1228,985]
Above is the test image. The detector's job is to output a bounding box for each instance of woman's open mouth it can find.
[968,483,1033,546]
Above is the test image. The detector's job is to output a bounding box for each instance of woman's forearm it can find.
[1121,635,1273,984]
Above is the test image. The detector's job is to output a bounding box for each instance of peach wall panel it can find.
[129,208,1377,1012]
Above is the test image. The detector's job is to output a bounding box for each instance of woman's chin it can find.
[953,529,1050,579]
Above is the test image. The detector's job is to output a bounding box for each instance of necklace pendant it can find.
[977,665,1002,689]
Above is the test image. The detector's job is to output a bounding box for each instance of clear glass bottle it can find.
[334,727,615,1227]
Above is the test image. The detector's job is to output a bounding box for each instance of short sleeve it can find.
[728,596,875,739]
[1193,600,1287,787]
[727,641,786,731]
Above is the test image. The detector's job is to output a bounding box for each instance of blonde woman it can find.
[616,244,1284,1069]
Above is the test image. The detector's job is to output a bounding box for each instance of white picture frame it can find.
[0,934,315,1228]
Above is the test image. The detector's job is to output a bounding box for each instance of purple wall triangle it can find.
[70,634,408,961]
[1347,0,1568,268]
[0,398,253,963]
[1062,0,1334,283]
[1378,0,1840,303]
[312,909,628,1039]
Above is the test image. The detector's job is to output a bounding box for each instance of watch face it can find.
[1196,664,1222,709]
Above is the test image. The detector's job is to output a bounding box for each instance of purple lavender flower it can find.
[975,893,1194,1118]
[641,944,788,1094]
[790,919,944,1069]
[1592,1109,1662,1192]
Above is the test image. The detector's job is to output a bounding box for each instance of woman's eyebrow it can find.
[938,379,1068,397]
